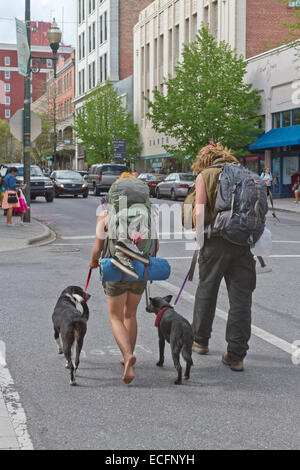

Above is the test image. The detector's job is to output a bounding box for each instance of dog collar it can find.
[155,307,169,328]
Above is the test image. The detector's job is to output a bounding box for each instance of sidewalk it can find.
[0,213,55,253]
[269,198,300,214]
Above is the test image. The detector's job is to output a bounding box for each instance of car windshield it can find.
[16,166,44,177]
[56,171,82,180]
[102,166,128,175]
[179,174,196,182]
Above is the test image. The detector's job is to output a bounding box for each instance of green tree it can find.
[74,81,141,165]
[31,113,53,166]
[147,27,262,161]
[0,119,12,163]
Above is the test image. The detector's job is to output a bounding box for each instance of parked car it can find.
[50,170,89,198]
[4,163,55,202]
[138,173,166,197]
[87,163,128,195]
[76,170,88,178]
[156,173,196,200]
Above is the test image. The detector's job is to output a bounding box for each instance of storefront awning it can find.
[249,125,300,150]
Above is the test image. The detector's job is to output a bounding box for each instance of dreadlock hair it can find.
[191,142,239,175]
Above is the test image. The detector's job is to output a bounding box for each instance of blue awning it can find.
[249,125,300,150]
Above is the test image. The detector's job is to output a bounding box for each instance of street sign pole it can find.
[23,0,31,223]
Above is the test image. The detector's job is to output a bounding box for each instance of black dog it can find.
[52,286,91,386]
[146,295,193,385]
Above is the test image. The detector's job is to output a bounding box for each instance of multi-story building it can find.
[0,22,73,122]
[246,42,300,198]
[74,0,154,169]
[133,0,300,173]
[47,51,76,169]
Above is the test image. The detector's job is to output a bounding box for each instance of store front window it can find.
[283,156,299,185]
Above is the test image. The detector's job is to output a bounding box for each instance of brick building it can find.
[74,0,154,169]
[246,0,300,58]
[47,51,76,169]
[0,21,73,122]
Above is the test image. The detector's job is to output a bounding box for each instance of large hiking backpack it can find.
[211,164,268,246]
[104,177,156,258]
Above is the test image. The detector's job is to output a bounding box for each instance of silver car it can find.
[156,173,196,200]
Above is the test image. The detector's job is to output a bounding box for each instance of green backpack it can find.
[104,178,156,259]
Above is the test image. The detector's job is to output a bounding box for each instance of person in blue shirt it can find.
[2,167,25,226]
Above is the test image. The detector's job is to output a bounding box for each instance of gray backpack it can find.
[210,164,268,246]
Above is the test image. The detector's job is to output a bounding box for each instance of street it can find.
[0,194,300,450]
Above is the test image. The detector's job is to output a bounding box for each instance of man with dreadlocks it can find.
[191,142,256,372]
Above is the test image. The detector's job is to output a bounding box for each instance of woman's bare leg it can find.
[124,291,143,352]
[6,208,13,225]
[106,293,136,384]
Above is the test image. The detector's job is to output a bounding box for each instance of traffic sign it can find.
[114,140,127,162]
[15,18,30,77]
[9,109,42,143]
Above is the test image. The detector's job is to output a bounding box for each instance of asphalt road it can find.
[0,193,300,450]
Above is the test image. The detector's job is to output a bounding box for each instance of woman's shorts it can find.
[103,280,147,297]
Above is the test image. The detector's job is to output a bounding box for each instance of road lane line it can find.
[0,341,34,450]
[159,281,297,356]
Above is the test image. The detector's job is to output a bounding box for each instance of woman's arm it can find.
[89,214,107,269]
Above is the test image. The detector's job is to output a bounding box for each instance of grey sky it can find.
[0,0,76,46]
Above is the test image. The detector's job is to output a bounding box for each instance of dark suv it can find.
[87,163,128,196]
[5,164,55,202]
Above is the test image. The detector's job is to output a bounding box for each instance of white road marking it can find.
[0,341,34,450]
[160,281,298,357]
[165,255,300,260]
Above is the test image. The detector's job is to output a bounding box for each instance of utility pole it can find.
[23,0,31,222]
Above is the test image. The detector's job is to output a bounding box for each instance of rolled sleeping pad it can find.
[99,258,171,282]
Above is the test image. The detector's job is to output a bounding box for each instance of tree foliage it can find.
[0,119,22,164]
[74,81,141,165]
[147,27,262,160]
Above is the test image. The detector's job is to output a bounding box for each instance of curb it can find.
[28,218,57,246]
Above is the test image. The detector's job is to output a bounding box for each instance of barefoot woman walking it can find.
[89,173,157,384]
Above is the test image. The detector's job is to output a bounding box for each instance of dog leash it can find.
[84,268,92,300]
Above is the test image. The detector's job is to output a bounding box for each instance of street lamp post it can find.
[23,1,62,223]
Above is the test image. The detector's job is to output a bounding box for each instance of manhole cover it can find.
[50,247,80,254]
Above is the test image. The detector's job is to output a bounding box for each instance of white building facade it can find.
[246,43,300,199]
[133,0,247,173]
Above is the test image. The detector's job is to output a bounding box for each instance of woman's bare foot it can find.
[122,355,136,384]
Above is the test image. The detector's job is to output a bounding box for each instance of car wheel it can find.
[55,192,59,198]
[46,194,54,203]
[171,189,177,201]
[83,192,88,199]
[74,195,78,198]
[31,196,36,201]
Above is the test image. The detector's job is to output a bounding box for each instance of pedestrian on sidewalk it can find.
[14,188,28,225]
[2,167,26,226]
[89,172,158,385]
[191,143,257,372]
[293,179,300,203]
[260,167,272,196]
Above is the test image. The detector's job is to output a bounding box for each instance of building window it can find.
[47,58,52,68]
[92,22,96,50]
[5,71,10,80]
[5,83,10,92]
[273,112,281,129]
[293,108,300,125]
[5,96,10,105]
[5,109,10,119]
[283,111,291,127]
[92,61,95,87]
[82,32,85,58]
[100,15,103,43]
[104,53,107,81]
[89,0,92,15]
[89,25,92,53]
[88,64,92,89]
[79,35,82,60]
[104,11,107,41]
[5,57,10,66]
[100,56,103,82]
